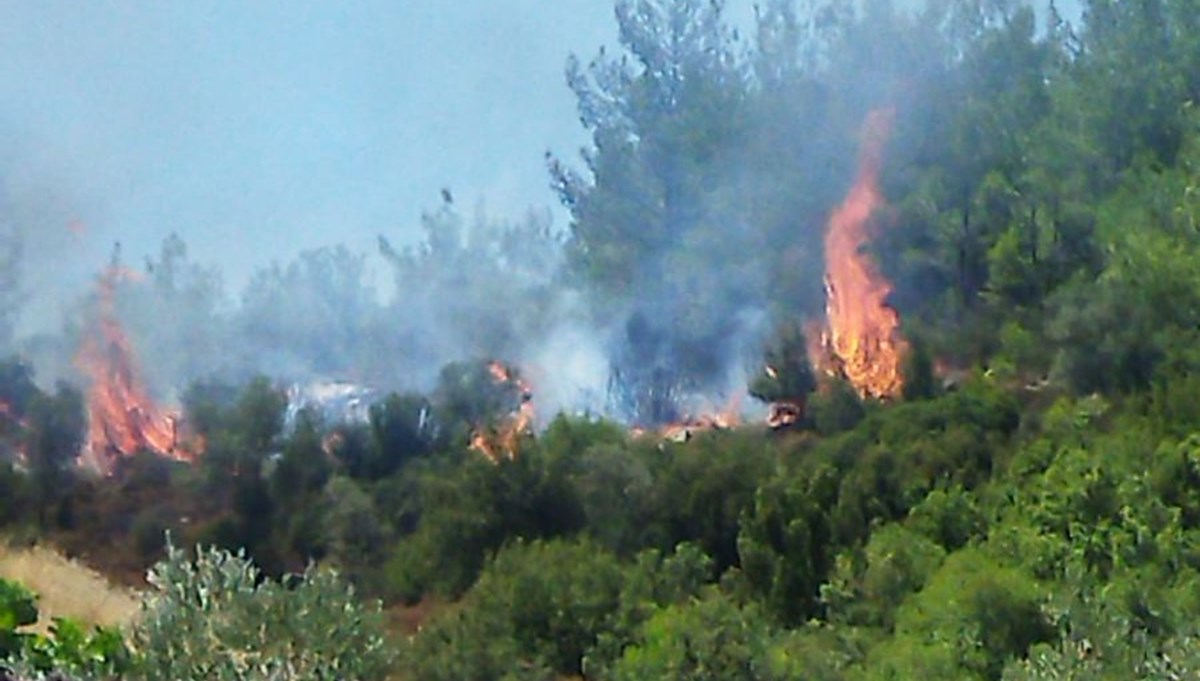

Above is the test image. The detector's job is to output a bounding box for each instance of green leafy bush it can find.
[404,538,625,680]
[19,618,130,679]
[134,542,393,681]
[0,578,131,680]
[608,591,783,681]
[0,579,37,659]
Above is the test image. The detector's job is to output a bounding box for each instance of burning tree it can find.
[75,266,195,473]
[427,359,534,462]
[815,108,908,399]
[469,360,535,462]
[750,323,815,428]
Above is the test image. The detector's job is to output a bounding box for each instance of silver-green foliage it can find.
[133,543,393,681]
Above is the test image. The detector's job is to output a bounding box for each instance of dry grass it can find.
[0,541,140,632]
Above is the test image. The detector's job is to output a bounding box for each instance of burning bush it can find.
[75,267,197,474]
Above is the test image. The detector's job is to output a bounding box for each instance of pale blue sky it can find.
[1,1,629,297]
[0,0,1075,324]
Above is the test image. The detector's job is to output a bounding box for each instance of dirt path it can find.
[0,542,139,632]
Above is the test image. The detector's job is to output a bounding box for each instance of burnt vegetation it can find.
[7,0,1200,679]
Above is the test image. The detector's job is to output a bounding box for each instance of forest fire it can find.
[470,360,536,462]
[658,401,741,443]
[817,108,907,399]
[75,266,195,473]
[637,392,743,442]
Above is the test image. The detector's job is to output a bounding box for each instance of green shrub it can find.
[861,548,1053,681]
[19,618,130,679]
[134,542,393,681]
[404,538,625,680]
[608,591,782,681]
[1,578,131,680]
[810,379,866,435]
[0,578,37,659]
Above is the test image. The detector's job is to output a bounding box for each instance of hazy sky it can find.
[0,0,1078,317]
[1,1,637,296]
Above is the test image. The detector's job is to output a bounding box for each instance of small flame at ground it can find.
[471,360,536,463]
[819,108,907,399]
[652,394,742,443]
[75,266,196,474]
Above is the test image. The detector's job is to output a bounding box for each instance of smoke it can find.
[0,134,110,387]
[100,199,597,414]
[0,0,1082,429]
[516,305,611,424]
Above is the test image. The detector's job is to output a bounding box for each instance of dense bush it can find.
[402,538,625,679]
[134,543,392,681]
[608,591,782,681]
[0,578,130,680]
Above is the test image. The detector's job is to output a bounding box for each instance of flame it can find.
[486,360,511,384]
[820,108,907,399]
[470,360,535,462]
[766,401,802,429]
[75,266,196,473]
[655,395,741,443]
[804,319,837,381]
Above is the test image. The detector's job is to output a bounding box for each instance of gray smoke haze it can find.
[0,0,1087,425]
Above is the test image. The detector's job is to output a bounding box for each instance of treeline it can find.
[392,382,1200,680]
[7,0,1200,679]
[380,0,1200,676]
[10,357,1200,679]
[67,0,1200,423]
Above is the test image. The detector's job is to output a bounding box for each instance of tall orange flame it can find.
[821,108,907,399]
[75,267,195,473]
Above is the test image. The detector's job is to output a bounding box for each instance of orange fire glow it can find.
[471,360,536,463]
[75,267,196,473]
[820,108,907,399]
[656,395,742,443]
